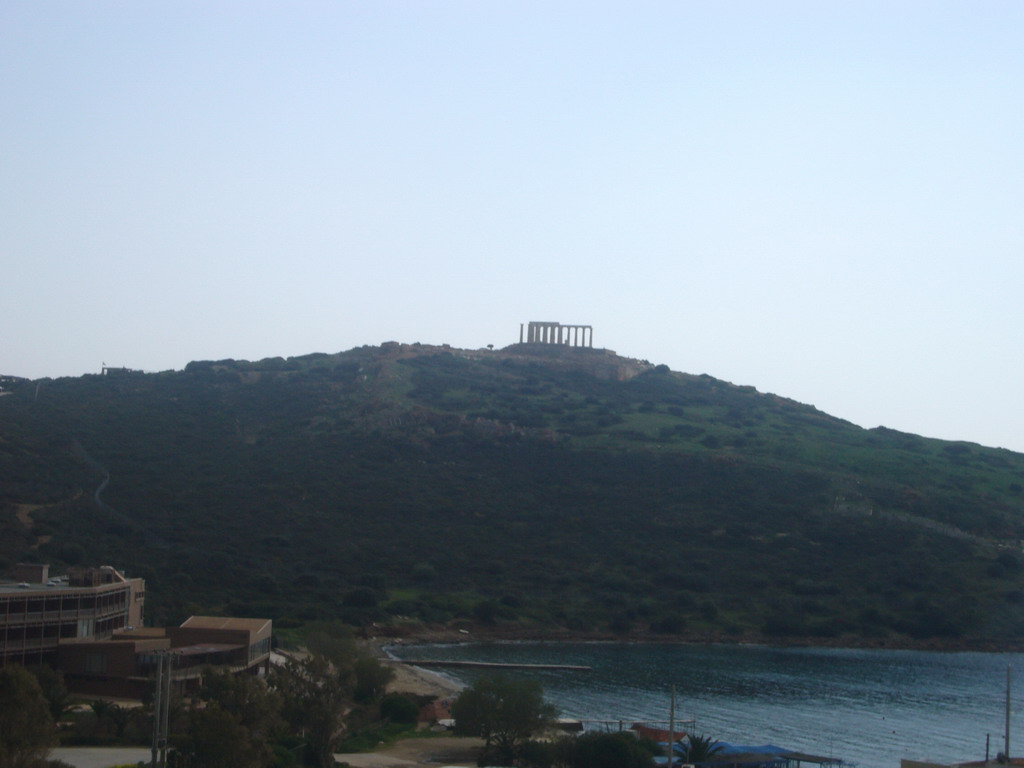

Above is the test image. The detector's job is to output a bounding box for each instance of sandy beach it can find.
[339,651,479,767]
[383,656,464,698]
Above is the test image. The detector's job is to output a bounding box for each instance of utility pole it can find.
[150,653,162,768]
[161,652,172,766]
[151,652,174,768]
[668,687,676,768]
[1005,665,1012,762]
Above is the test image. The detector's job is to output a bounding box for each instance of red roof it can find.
[629,724,688,742]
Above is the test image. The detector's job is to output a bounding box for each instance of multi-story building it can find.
[0,563,145,668]
[58,615,273,698]
[2,563,271,698]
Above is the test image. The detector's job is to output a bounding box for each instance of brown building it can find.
[0,563,145,668]
[58,616,273,698]
[2,564,271,699]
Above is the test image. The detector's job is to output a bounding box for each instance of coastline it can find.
[368,623,1024,703]
[363,628,1018,768]
[370,623,1024,655]
[384,657,464,698]
[368,638,464,699]
[372,627,1020,703]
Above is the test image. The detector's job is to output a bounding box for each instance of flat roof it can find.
[115,628,167,638]
[180,616,271,632]
[0,580,137,596]
[172,643,244,656]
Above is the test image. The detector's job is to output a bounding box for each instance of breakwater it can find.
[391,641,1024,768]
[398,659,591,671]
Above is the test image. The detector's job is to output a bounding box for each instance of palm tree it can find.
[90,699,114,735]
[682,734,723,764]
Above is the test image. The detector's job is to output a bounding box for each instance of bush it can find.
[651,614,686,634]
[380,693,418,724]
[556,732,655,768]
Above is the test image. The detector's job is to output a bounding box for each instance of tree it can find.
[107,703,136,740]
[0,664,57,768]
[27,666,70,723]
[353,657,394,704]
[198,668,282,739]
[303,622,358,666]
[89,699,114,737]
[554,732,655,768]
[170,668,281,768]
[681,734,723,763]
[273,654,354,768]
[379,693,418,724]
[451,675,556,764]
[176,703,273,768]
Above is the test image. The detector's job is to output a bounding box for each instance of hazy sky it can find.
[3,2,1022,451]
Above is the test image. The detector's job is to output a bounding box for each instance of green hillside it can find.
[3,342,1024,645]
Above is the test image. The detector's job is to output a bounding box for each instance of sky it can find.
[2,2,1023,451]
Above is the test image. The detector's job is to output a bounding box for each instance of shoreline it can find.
[369,639,465,699]
[372,624,1024,701]
[372,624,1024,655]
[371,626,1024,702]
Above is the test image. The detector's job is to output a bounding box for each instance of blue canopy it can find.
[715,743,792,756]
[654,741,797,768]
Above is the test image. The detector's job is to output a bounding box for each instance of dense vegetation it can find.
[2,626,403,768]
[3,342,1024,644]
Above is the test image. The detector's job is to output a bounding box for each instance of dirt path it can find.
[14,503,53,548]
[15,503,42,528]
[51,747,152,768]
[337,736,485,768]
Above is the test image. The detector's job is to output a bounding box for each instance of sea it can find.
[386,641,1024,768]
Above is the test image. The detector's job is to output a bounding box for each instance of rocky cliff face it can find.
[370,340,653,382]
[496,343,652,381]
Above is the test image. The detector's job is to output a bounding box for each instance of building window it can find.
[249,636,272,662]
[84,652,108,674]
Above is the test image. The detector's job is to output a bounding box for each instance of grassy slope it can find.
[2,343,1024,644]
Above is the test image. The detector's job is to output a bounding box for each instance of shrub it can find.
[380,693,419,724]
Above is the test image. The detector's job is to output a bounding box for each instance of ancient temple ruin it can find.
[520,321,593,348]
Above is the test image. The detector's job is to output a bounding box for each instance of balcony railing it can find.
[0,637,59,651]
[1,607,129,626]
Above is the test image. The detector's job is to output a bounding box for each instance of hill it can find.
[3,341,1024,645]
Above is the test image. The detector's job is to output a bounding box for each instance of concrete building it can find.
[2,563,271,698]
[57,616,273,698]
[0,563,145,668]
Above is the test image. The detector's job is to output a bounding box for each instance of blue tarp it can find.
[657,740,792,756]
[715,743,792,756]
[654,741,796,767]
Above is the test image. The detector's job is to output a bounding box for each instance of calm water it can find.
[388,642,1024,768]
